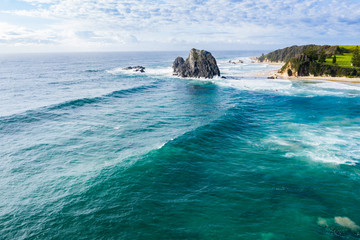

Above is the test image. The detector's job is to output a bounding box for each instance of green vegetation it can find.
[325,54,353,67]
[351,46,360,67]
[261,44,360,78]
[259,45,340,63]
[284,55,360,77]
[340,45,358,51]
[304,47,319,61]
[322,45,360,68]
[258,53,265,62]
[191,48,199,60]
[319,50,326,63]
[325,58,351,68]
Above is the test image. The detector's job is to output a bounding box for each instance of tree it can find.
[304,47,318,61]
[259,53,265,62]
[333,55,337,64]
[319,50,326,63]
[352,46,360,67]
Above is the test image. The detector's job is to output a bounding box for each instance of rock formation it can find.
[172,48,220,79]
[123,66,145,72]
[228,60,244,64]
[258,45,341,63]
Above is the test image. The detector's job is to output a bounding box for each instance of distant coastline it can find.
[255,44,360,83]
[269,70,360,83]
[255,63,360,83]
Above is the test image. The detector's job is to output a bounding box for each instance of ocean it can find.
[0,51,360,240]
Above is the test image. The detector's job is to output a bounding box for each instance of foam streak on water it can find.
[0,51,360,240]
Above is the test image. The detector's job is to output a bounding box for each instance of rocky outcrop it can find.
[258,45,342,63]
[172,57,185,75]
[123,66,145,72]
[279,54,360,78]
[228,60,244,64]
[172,48,220,79]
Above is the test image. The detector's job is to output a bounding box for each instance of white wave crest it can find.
[264,123,360,166]
[218,78,293,92]
[106,66,173,77]
[144,67,173,77]
[314,81,360,91]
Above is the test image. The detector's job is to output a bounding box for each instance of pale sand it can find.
[274,72,360,84]
[288,76,360,83]
[252,59,360,84]
[250,57,284,66]
[260,62,284,66]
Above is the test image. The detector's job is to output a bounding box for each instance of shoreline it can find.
[281,75,360,83]
[251,58,360,84]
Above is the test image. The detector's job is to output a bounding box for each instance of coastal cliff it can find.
[258,45,341,63]
[259,45,360,78]
[280,54,360,78]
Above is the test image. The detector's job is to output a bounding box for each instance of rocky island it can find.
[172,48,220,79]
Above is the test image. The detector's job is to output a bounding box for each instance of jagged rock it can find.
[172,48,220,79]
[229,60,244,64]
[172,57,185,75]
[280,54,311,77]
[123,66,145,72]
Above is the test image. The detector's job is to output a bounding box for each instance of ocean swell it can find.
[0,84,157,133]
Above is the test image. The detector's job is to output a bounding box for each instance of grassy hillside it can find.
[340,45,358,51]
[324,45,359,68]
[260,45,359,69]
[324,54,353,67]
[267,45,360,78]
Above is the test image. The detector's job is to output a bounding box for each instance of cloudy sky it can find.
[0,0,360,53]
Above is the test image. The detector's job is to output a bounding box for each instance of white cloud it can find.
[0,22,58,44]
[21,0,57,3]
[0,0,360,52]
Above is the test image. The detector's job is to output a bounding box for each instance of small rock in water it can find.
[335,217,360,231]
[317,216,360,238]
[122,66,145,72]
[317,217,329,227]
[229,59,244,64]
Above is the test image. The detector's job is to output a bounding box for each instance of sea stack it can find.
[172,48,220,79]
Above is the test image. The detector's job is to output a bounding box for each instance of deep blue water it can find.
[1,51,360,239]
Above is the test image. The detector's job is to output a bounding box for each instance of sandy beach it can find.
[285,75,360,83]
[255,59,360,84]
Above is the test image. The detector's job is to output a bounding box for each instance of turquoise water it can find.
[1,52,360,239]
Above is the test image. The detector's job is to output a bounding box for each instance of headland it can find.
[256,45,360,83]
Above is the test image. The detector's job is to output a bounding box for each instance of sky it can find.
[0,0,359,53]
